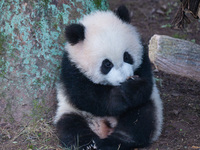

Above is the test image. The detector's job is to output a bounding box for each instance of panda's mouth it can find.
[99,80,110,85]
[127,75,139,80]
[98,79,120,86]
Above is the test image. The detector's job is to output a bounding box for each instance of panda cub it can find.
[54,5,163,150]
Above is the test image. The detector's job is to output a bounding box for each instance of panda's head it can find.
[65,6,143,86]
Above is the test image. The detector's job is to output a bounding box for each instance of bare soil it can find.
[1,0,200,149]
[146,71,200,150]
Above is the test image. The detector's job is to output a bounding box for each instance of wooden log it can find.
[149,34,200,81]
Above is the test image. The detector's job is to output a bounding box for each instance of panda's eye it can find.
[104,59,113,68]
[123,52,133,64]
[101,59,113,75]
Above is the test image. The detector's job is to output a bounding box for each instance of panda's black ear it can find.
[115,5,130,23]
[65,23,85,45]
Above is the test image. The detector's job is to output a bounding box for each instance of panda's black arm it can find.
[120,46,153,108]
[60,52,128,116]
[97,47,154,115]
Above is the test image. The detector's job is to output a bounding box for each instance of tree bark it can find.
[198,3,200,17]
[172,0,200,28]
[0,0,108,124]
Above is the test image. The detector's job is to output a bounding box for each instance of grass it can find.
[172,33,187,39]
[1,118,62,150]
[160,23,172,28]
[1,118,85,150]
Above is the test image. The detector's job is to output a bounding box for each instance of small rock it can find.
[161,4,167,11]
[173,110,180,116]
[156,9,165,15]
[172,93,180,97]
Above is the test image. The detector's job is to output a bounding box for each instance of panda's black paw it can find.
[120,77,147,103]
[109,87,129,115]
[120,76,153,108]
[121,77,146,92]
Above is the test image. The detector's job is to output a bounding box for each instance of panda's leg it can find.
[96,101,155,150]
[56,113,98,149]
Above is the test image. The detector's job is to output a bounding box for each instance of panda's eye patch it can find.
[101,59,113,75]
[123,52,133,64]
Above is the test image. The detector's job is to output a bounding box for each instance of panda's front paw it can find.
[108,87,129,115]
[121,76,146,91]
[120,77,147,102]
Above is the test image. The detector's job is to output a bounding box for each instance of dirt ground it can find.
[108,0,200,149]
[1,0,200,150]
[145,72,200,150]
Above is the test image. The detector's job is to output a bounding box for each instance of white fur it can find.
[151,82,163,141]
[105,63,133,85]
[54,83,78,124]
[66,10,143,86]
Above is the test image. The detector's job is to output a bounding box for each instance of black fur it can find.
[124,52,134,64]
[115,5,131,23]
[65,24,85,45]
[57,45,155,149]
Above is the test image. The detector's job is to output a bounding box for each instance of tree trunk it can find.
[0,0,108,124]
[198,3,200,17]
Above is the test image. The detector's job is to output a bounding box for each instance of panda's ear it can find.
[65,23,85,45]
[115,5,130,23]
